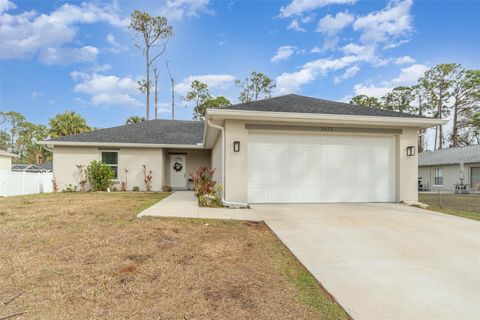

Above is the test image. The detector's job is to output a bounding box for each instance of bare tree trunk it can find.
[153,65,159,120]
[166,61,175,120]
[146,48,150,121]
[451,102,459,147]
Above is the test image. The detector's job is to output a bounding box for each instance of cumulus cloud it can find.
[71,72,142,107]
[316,12,354,35]
[354,84,392,98]
[394,55,415,65]
[0,2,128,63]
[159,0,214,21]
[271,46,296,63]
[334,65,360,84]
[353,0,413,44]
[39,46,99,65]
[391,64,428,85]
[279,0,356,18]
[0,0,15,13]
[175,74,236,95]
[287,19,306,32]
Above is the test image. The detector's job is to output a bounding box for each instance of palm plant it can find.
[48,111,91,138]
[126,116,146,124]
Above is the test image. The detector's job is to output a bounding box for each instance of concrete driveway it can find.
[252,203,480,320]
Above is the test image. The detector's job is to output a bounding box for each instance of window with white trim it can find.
[101,151,118,179]
[434,168,443,186]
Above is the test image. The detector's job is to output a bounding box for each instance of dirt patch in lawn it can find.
[419,193,480,221]
[0,192,347,319]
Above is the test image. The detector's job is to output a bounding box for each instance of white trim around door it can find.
[170,154,187,189]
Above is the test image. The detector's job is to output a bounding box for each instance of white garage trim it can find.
[247,132,395,203]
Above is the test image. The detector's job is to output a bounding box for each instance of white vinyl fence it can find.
[0,170,53,197]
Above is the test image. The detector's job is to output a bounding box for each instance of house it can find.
[39,94,445,204]
[0,150,16,171]
[418,145,480,192]
[12,163,53,173]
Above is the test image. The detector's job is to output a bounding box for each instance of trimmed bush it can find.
[190,166,223,207]
[86,160,114,191]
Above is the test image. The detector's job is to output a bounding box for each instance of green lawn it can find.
[419,193,480,221]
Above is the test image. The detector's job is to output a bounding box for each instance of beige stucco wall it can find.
[163,148,211,189]
[53,146,164,191]
[0,155,12,171]
[419,162,480,192]
[222,120,421,203]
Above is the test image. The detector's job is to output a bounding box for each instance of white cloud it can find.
[354,84,392,98]
[276,54,368,94]
[39,46,99,65]
[287,19,306,32]
[353,0,413,44]
[271,46,296,63]
[159,0,214,21]
[311,37,339,53]
[316,12,354,35]
[334,65,360,83]
[175,74,236,95]
[394,55,415,65]
[280,0,356,18]
[0,0,15,13]
[391,64,428,85]
[72,72,142,107]
[0,2,128,63]
[106,33,127,53]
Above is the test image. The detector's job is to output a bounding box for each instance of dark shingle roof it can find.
[48,120,204,145]
[419,145,480,166]
[221,94,425,118]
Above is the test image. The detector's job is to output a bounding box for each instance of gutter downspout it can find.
[207,119,249,208]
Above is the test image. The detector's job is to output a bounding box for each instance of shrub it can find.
[143,165,153,191]
[190,166,223,207]
[132,186,140,192]
[162,185,172,192]
[86,160,114,191]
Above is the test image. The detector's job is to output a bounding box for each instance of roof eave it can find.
[37,141,205,149]
[206,109,447,129]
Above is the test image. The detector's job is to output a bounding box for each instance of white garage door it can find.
[247,132,395,203]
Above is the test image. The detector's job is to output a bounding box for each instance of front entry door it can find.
[170,155,187,189]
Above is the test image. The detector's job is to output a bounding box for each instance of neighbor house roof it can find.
[12,163,53,172]
[221,94,425,119]
[418,145,480,166]
[46,120,204,145]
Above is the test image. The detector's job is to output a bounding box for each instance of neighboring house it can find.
[39,94,444,204]
[12,163,53,173]
[0,150,16,171]
[418,145,480,192]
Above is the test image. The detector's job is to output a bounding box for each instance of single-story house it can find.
[39,94,445,204]
[0,150,16,171]
[418,145,480,192]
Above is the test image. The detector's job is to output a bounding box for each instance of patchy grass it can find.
[419,193,480,221]
[0,192,348,319]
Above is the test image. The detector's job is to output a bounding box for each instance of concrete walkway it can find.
[138,191,262,221]
[253,203,480,320]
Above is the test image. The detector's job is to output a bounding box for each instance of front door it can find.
[170,155,187,189]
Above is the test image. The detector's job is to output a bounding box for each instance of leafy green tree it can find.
[49,111,91,138]
[420,63,459,149]
[235,72,276,103]
[194,96,231,120]
[349,95,382,108]
[449,69,480,147]
[126,116,146,124]
[381,86,415,113]
[17,122,50,163]
[0,131,9,150]
[130,10,173,120]
[411,84,433,152]
[0,111,26,154]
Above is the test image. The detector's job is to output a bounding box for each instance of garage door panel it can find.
[248,132,395,203]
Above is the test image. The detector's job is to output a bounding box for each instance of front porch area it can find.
[138,191,262,221]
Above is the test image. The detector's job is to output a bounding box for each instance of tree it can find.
[449,69,480,147]
[126,116,146,124]
[349,95,382,108]
[0,111,26,154]
[411,84,433,152]
[49,111,91,138]
[17,122,50,163]
[166,60,175,120]
[381,86,415,113]
[130,10,173,121]
[235,71,276,103]
[420,63,459,149]
[153,65,160,120]
[193,96,231,120]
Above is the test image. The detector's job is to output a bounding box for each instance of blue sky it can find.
[0,0,479,130]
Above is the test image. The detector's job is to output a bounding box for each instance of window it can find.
[101,151,118,179]
[434,168,443,186]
